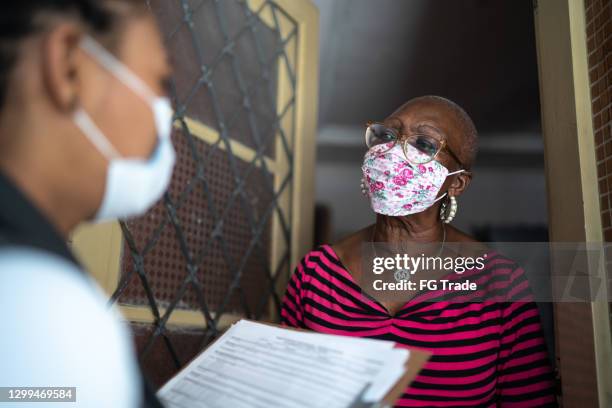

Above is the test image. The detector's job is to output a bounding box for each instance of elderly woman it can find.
[281,96,556,407]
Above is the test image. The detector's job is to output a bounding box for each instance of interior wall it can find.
[311,0,548,244]
[311,0,542,132]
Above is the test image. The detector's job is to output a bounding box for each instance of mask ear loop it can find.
[433,192,448,204]
[73,109,120,160]
[76,36,166,161]
[79,36,156,105]
[432,169,465,204]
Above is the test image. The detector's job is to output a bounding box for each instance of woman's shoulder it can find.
[329,224,373,260]
[0,246,142,407]
[292,241,364,289]
[446,224,480,243]
[297,243,342,270]
[440,227,528,291]
[445,225,505,260]
[0,246,92,296]
[0,246,133,344]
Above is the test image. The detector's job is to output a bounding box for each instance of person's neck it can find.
[0,113,91,238]
[0,158,86,238]
[0,102,98,238]
[373,211,444,244]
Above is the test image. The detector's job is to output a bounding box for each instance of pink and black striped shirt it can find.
[280,244,557,407]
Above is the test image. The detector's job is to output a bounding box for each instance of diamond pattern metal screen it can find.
[108,0,297,365]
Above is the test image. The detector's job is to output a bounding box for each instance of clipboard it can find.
[158,318,432,408]
[248,319,432,407]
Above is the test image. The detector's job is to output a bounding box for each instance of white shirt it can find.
[0,247,142,408]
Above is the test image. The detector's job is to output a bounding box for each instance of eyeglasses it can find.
[365,121,464,167]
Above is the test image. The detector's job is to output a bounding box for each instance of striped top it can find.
[280,245,557,407]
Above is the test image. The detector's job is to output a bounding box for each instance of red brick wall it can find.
[588,0,612,238]
[586,0,612,338]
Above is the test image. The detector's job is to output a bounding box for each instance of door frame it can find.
[534,0,611,406]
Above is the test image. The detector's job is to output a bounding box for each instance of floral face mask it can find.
[361,142,464,216]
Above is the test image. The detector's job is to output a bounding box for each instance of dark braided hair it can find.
[0,1,144,108]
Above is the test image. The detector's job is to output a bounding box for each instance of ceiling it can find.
[311,0,542,134]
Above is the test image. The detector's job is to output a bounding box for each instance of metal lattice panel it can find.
[108,0,297,367]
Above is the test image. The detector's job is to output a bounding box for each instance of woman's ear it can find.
[41,24,83,112]
[448,171,472,197]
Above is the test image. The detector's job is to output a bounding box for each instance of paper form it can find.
[158,320,409,408]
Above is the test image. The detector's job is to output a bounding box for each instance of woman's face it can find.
[381,99,472,200]
[0,10,174,224]
[382,103,466,174]
[78,14,172,160]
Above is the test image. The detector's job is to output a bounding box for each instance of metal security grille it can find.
[108,0,297,367]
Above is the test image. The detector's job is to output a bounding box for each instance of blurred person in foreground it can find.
[0,1,175,407]
[281,96,557,407]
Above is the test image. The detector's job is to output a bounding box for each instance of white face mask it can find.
[73,36,176,222]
